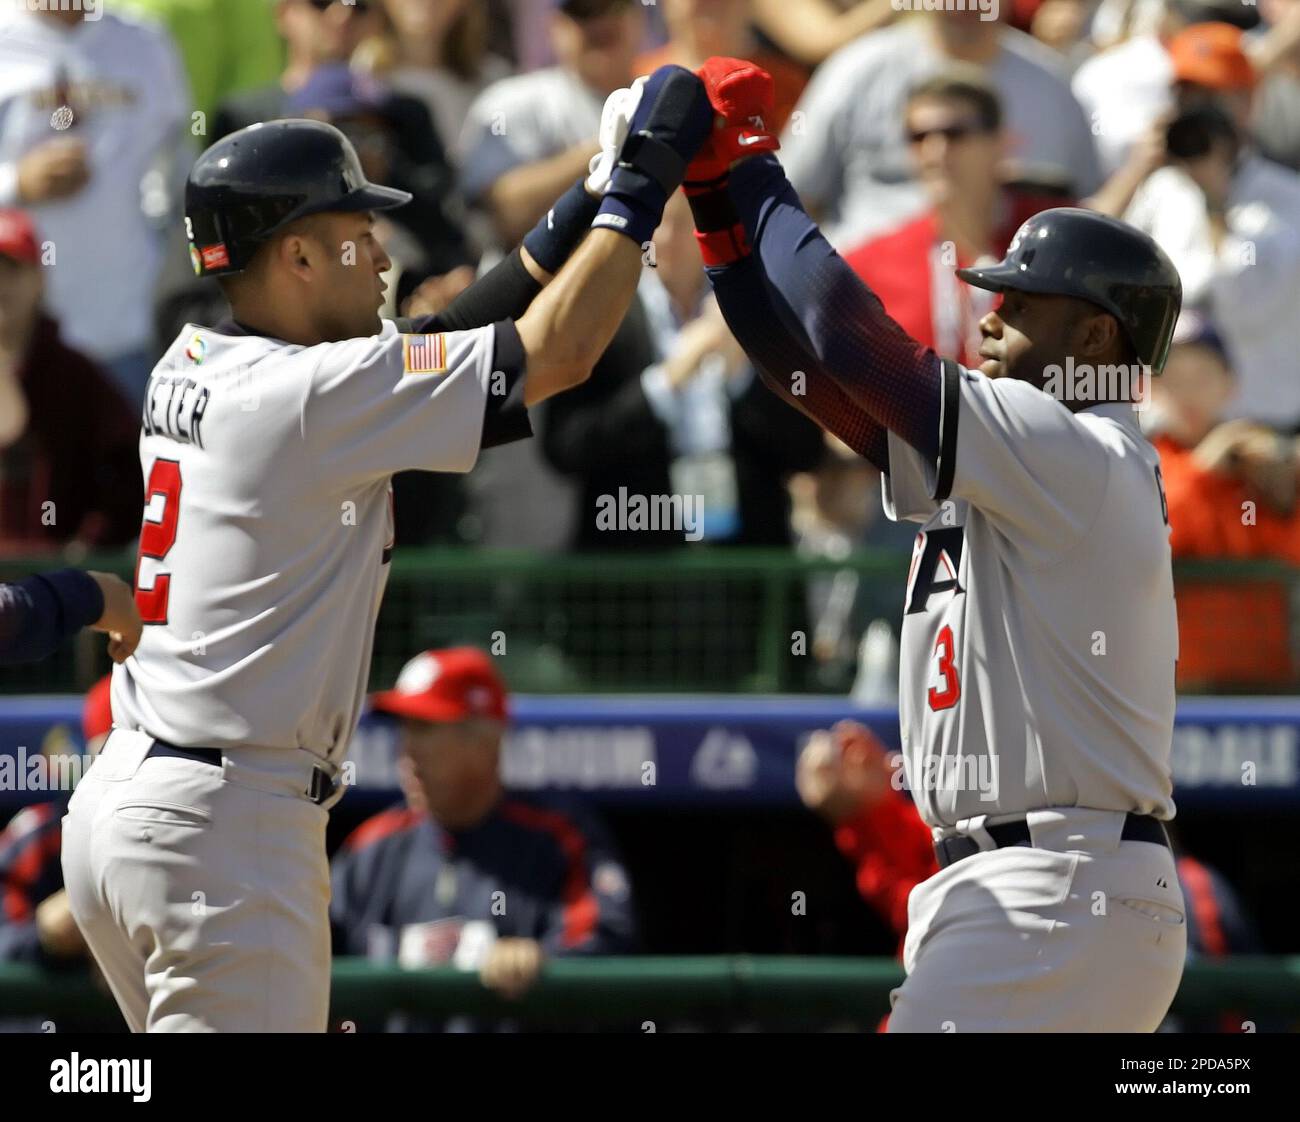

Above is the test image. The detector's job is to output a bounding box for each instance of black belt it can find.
[146,739,339,805]
[933,812,1170,870]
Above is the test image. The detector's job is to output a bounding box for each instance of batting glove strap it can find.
[685,179,750,267]
[593,64,713,245]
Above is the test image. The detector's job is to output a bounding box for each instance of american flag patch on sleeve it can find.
[402,333,448,375]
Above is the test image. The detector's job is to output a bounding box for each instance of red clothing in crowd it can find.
[1153,433,1298,688]
[833,787,937,946]
[842,190,1065,366]
[0,315,141,552]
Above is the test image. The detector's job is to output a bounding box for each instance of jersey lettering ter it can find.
[883,364,1178,828]
[113,319,527,764]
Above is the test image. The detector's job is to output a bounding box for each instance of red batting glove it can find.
[683,56,780,186]
[684,57,781,266]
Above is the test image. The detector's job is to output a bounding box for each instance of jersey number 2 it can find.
[135,459,182,624]
[928,625,961,711]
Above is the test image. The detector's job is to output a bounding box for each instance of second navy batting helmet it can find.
[184,119,412,278]
[957,208,1183,373]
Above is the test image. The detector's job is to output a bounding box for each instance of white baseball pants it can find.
[888,807,1187,1032]
[61,729,336,1033]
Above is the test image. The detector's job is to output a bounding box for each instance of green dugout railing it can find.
[0,957,1297,1025]
[2,550,1298,696]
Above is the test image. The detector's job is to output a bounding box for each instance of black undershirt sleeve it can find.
[407,248,541,334]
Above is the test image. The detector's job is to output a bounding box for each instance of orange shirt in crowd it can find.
[634,45,808,133]
[1153,434,1297,688]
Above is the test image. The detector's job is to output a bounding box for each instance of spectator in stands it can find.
[331,647,637,1021]
[1012,0,1095,71]
[1121,24,1300,430]
[460,0,644,248]
[542,191,825,550]
[842,69,1069,367]
[0,210,143,554]
[1071,0,1188,175]
[1252,0,1300,172]
[797,719,1265,1033]
[795,721,932,948]
[0,676,123,1031]
[114,0,284,127]
[779,9,1101,247]
[213,0,386,137]
[1150,316,1300,562]
[634,0,811,132]
[789,436,913,692]
[0,4,191,405]
[1074,0,1300,175]
[370,0,513,163]
[750,0,897,70]
[1146,315,1300,688]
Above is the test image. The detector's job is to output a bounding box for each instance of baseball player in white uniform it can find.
[62,65,718,1032]
[683,58,1188,1031]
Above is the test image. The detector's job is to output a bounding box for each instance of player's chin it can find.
[978,357,1003,379]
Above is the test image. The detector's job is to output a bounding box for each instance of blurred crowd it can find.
[4,0,1300,690]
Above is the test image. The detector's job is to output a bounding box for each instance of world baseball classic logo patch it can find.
[403,333,447,375]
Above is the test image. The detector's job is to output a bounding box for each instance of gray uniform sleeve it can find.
[885,365,1111,566]
[302,320,518,483]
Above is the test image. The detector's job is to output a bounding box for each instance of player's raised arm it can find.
[408,82,651,335]
[676,62,891,471]
[408,67,715,409]
[512,66,714,407]
[682,59,942,471]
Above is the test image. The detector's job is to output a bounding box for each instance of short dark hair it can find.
[558,0,634,21]
[907,67,1003,133]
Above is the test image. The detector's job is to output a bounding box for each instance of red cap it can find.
[0,209,40,266]
[370,647,508,724]
[82,674,114,741]
[1170,23,1256,92]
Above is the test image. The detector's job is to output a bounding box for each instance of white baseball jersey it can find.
[883,362,1178,828]
[112,318,530,765]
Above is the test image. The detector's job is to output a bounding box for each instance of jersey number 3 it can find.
[134,459,182,624]
[928,624,961,711]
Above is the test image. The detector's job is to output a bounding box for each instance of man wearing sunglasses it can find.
[843,69,1071,369]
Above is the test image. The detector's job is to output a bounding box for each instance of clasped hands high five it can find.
[585,57,780,260]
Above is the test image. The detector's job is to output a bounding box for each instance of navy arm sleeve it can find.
[726,154,945,464]
[410,248,541,335]
[0,571,104,666]
[706,253,890,472]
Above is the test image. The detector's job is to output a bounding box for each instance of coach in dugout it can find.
[330,646,637,1028]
